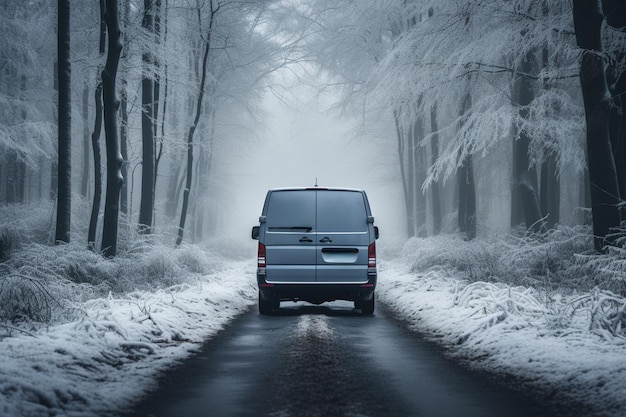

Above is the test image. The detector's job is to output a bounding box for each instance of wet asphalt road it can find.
[126,301,582,417]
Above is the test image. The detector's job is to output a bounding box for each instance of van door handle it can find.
[299,237,313,243]
[319,237,332,243]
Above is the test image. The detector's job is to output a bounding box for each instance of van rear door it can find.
[315,190,370,284]
[264,190,316,283]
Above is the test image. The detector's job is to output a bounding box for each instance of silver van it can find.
[251,187,379,315]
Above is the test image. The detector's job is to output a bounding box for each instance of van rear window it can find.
[266,190,315,230]
[317,190,367,232]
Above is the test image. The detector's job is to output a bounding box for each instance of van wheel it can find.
[259,292,277,315]
[355,295,375,315]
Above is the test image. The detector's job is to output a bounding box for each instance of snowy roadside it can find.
[3,225,626,417]
[377,255,626,417]
[0,258,256,417]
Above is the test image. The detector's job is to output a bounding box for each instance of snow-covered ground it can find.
[2,228,626,416]
[0,255,257,417]
[377,235,626,417]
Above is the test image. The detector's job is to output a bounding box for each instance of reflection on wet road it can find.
[126,301,581,417]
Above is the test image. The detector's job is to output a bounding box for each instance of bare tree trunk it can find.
[407,121,415,237]
[19,57,28,202]
[607,64,625,219]
[430,103,441,235]
[457,155,476,240]
[5,159,26,204]
[513,49,545,233]
[195,107,216,240]
[81,83,90,198]
[119,0,129,216]
[510,134,523,227]
[413,104,427,237]
[50,162,58,201]
[139,0,155,233]
[579,168,592,225]
[539,23,561,230]
[89,0,106,251]
[394,110,414,238]
[166,152,183,218]
[457,93,476,240]
[176,0,217,246]
[573,0,621,251]
[55,0,71,244]
[120,85,129,215]
[540,153,560,229]
[101,0,124,258]
[88,81,103,251]
[153,0,167,226]
[603,0,626,219]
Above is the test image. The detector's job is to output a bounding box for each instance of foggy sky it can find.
[219,84,405,244]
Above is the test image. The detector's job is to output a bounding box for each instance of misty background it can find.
[221,77,404,241]
[3,0,620,255]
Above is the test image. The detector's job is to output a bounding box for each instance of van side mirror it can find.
[251,226,260,240]
[374,226,379,240]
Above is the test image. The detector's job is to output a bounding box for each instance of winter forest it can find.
[1,0,626,416]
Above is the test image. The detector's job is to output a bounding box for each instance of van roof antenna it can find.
[315,177,318,187]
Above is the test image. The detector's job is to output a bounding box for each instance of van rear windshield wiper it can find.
[268,226,313,231]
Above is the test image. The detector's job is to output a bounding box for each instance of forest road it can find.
[125,301,581,417]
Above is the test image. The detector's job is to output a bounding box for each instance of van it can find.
[251,187,379,315]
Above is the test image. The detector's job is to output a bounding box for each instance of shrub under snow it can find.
[379,226,626,416]
[0,200,257,416]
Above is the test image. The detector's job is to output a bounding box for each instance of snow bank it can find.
[378,231,626,417]
[0,255,256,417]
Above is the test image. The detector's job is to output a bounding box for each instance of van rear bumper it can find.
[257,273,376,305]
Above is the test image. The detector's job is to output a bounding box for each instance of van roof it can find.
[269,187,365,192]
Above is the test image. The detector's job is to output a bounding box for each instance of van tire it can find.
[356,295,375,315]
[258,292,277,315]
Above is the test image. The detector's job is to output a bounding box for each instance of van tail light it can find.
[368,242,376,268]
[258,242,266,268]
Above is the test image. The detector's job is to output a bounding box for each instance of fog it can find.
[216,83,405,244]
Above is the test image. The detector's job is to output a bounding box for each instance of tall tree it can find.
[430,103,441,235]
[394,110,414,237]
[153,0,165,225]
[119,0,130,216]
[457,93,476,240]
[602,0,626,219]
[88,81,103,251]
[573,0,621,251]
[539,0,561,229]
[55,0,71,244]
[88,0,106,252]
[81,84,90,198]
[539,16,561,230]
[540,152,560,229]
[176,0,218,246]
[139,0,155,233]
[101,0,124,258]
[513,48,545,234]
[413,109,428,237]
